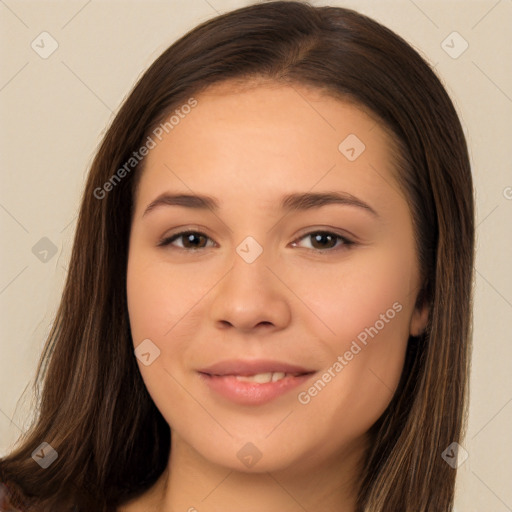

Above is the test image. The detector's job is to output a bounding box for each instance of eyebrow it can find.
[142,191,378,217]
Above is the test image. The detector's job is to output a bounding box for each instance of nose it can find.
[208,244,292,334]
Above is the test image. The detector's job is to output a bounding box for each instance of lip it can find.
[197,359,316,376]
[197,359,317,406]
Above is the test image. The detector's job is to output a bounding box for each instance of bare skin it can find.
[121,81,429,512]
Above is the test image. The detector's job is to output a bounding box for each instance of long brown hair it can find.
[0,2,474,511]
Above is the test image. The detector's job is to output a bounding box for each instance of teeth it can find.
[235,372,288,383]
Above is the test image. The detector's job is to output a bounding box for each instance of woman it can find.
[0,1,474,511]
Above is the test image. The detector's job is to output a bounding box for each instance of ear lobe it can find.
[409,302,429,337]
[409,283,430,337]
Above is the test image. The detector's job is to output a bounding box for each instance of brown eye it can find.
[158,231,214,250]
[291,231,354,252]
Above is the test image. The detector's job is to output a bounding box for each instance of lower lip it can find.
[198,372,316,405]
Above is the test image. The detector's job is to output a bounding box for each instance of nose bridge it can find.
[226,234,275,299]
[235,234,266,266]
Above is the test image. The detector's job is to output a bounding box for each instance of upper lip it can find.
[198,359,316,376]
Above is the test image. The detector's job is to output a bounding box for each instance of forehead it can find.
[135,81,405,214]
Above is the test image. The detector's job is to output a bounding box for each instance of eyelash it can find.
[157,229,355,253]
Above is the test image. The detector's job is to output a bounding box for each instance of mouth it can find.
[199,370,314,382]
[214,371,312,383]
[197,358,316,377]
[197,360,317,405]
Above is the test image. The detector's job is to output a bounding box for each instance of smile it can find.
[198,371,316,405]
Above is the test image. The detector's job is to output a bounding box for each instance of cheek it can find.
[296,246,412,381]
[126,251,220,410]
[292,248,416,446]
[126,253,208,344]
[126,253,209,423]
[301,242,416,351]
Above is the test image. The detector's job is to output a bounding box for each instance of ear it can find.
[409,287,430,337]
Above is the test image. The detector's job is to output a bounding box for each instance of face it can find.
[126,81,428,476]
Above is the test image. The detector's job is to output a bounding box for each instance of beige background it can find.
[1,0,511,510]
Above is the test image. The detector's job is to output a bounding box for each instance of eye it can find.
[158,229,354,252]
[290,230,354,251]
[158,230,215,250]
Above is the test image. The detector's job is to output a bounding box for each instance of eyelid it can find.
[157,229,217,249]
[158,227,356,252]
[293,226,357,243]
[290,229,355,251]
